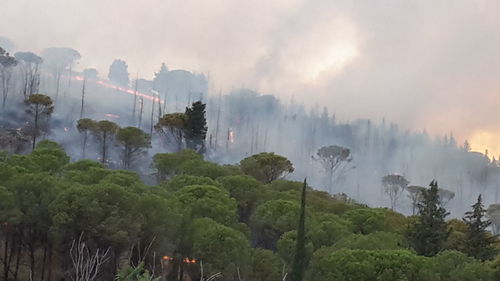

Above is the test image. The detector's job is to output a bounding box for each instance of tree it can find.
[77,118,96,158]
[190,218,251,280]
[184,101,207,153]
[314,145,352,193]
[25,94,54,150]
[155,113,187,152]
[152,149,203,182]
[83,68,98,80]
[406,185,425,215]
[217,175,263,223]
[175,184,237,225]
[69,234,111,281]
[108,59,130,87]
[487,204,500,235]
[251,200,300,249]
[406,180,450,257]
[290,179,308,281]
[0,47,17,108]
[309,249,428,281]
[248,249,282,281]
[153,63,169,95]
[382,174,409,210]
[240,152,294,183]
[91,120,119,164]
[438,188,455,206]
[116,127,151,169]
[41,47,81,99]
[14,52,43,98]
[462,194,498,261]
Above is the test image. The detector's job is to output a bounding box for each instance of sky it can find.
[2,0,500,155]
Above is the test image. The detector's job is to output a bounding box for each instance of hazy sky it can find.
[2,0,500,154]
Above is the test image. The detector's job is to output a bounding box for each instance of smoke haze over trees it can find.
[3,1,500,278]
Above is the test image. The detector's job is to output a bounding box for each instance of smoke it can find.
[3,1,500,147]
[2,0,500,215]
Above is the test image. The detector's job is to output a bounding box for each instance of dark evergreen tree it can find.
[290,178,307,281]
[184,101,207,153]
[463,194,498,261]
[406,180,450,256]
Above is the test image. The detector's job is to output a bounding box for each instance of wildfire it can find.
[228,129,235,144]
[105,113,120,119]
[71,75,163,104]
[162,256,197,263]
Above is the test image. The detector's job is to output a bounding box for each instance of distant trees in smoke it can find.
[41,47,80,99]
[108,59,130,87]
[0,46,17,108]
[1,39,500,216]
[14,51,42,98]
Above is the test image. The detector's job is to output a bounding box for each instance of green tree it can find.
[217,175,263,223]
[175,184,237,225]
[50,183,141,251]
[240,152,294,183]
[190,218,251,281]
[309,249,428,281]
[309,213,353,249]
[25,94,54,150]
[31,140,70,173]
[155,113,187,152]
[342,208,387,235]
[77,118,96,158]
[333,231,405,251]
[180,159,232,179]
[406,180,450,256]
[462,194,498,261]
[91,120,119,164]
[184,101,207,153]
[163,174,220,193]
[251,200,300,249]
[116,126,151,169]
[290,179,308,281]
[248,248,282,281]
[153,150,203,182]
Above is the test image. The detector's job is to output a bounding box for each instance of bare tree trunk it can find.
[132,73,139,121]
[3,233,10,281]
[32,104,39,150]
[138,98,144,129]
[40,246,47,281]
[29,243,35,281]
[102,131,107,164]
[82,132,88,159]
[80,77,86,119]
[150,97,156,136]
[69,234,110,281]
[14,238,21,281]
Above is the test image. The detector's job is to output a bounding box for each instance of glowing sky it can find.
[2,0,500,155]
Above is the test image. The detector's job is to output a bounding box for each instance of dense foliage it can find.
[1,143,499,281]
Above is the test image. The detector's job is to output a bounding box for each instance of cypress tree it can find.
[290,178,307,281]
[184,100,207,153]
[463,194,498,260]
[406,180,450,256]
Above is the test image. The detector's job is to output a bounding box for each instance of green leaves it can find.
[240,152,294,183]
[406,181,450,257]
[175,184,238,226]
